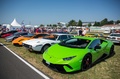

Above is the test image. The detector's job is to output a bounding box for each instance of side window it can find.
[89,39,101,49]
[21,33,27,35]
[58,35,68,41]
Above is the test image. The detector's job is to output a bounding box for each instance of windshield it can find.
[59,38,91,48]
[24,33,35,37]
[33,34,49,38]
[110,33,120,37]
[43,35,58,40]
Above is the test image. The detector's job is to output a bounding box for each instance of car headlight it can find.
[29,45,32,48]
[63,56,76,61]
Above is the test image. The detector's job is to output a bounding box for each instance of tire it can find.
[41,44,50,54]
[81,54,92,71]
[109,45,114,56]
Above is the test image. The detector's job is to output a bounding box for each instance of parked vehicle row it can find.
[22,33,74,53]
[0,30,115,73]
[12,33,49,46]
[107,33,120,44]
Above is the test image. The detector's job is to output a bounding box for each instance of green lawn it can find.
[0,38,120,79]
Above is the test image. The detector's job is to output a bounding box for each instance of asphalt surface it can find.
[0,44,50,79]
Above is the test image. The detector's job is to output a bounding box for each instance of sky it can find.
[0,0,120,25]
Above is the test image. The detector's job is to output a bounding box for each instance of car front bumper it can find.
[22,43,42,52]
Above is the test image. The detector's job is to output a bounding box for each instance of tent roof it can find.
[11,18,21,26]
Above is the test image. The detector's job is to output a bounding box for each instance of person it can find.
[82,29,87,36]
[79,28,83,36]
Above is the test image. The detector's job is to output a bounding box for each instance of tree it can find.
[88,23,92,27]
[40,24,44,27]
[100,18,108,26]
[93,21,100,26]
[52,24,57,27]
[68,20,77,26]
[115,20,120,24]
[77,20,82,26]
[107,20,114,24]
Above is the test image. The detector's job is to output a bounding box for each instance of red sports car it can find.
[1,30,18,38]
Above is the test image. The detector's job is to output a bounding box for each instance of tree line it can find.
[67,18,120,27]
[39,18,120,27]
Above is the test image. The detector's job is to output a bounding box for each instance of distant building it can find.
[82,22,95,26]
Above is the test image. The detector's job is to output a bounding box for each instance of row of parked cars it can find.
[0,30,117,72]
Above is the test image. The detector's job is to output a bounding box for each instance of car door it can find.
[88,39,105,62]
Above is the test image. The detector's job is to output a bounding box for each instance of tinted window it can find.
[89,39,101,49]
[21,33,28,35]
[58,35,68,41]
[110,33,120,37]
[59,38,90,48]
[68,35,74,38]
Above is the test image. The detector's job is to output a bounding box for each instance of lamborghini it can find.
[43,36,114,72]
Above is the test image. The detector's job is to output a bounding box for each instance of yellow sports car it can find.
[85,33,105,38]
[12,33,49,46]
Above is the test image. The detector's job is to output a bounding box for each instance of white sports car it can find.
[107,33,120,44]
[22,33,74,53]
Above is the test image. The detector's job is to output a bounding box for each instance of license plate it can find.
[46,61,50,65]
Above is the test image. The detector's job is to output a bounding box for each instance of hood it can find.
[45,44,88,59]
[23,38,56,46]
[12,36,29,42]
[6,35,15,39]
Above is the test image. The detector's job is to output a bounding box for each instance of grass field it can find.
[0,38,120,79]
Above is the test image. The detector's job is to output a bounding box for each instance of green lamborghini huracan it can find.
[42,36,114,72]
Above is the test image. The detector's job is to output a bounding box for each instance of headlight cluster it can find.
[29,45,32,48]
[63,56,76,61]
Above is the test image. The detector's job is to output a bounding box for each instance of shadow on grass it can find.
[26,50,42,54]
[114,43,120,46]
[13,44,22,47]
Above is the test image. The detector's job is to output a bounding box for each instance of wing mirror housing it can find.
[94,45,101,50]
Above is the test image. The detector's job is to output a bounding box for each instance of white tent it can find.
[10,18,21,30]
[11,18,21,26]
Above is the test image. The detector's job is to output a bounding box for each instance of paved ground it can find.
[0,43,50,79]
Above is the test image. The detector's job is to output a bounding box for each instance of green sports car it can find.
[42,36,114,72]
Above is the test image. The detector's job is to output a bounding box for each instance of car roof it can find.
[51,33,72,35]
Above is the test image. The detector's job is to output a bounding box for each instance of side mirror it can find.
[94,45,101,50]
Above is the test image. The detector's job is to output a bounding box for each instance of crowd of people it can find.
[0,24,69,34]
[0,24,89,36]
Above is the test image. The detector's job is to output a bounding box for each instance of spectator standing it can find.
[82,29,87,36]
[79,28,83,36]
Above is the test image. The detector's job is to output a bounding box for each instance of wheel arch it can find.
[41,43,51,53]
[81,53,92,71]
